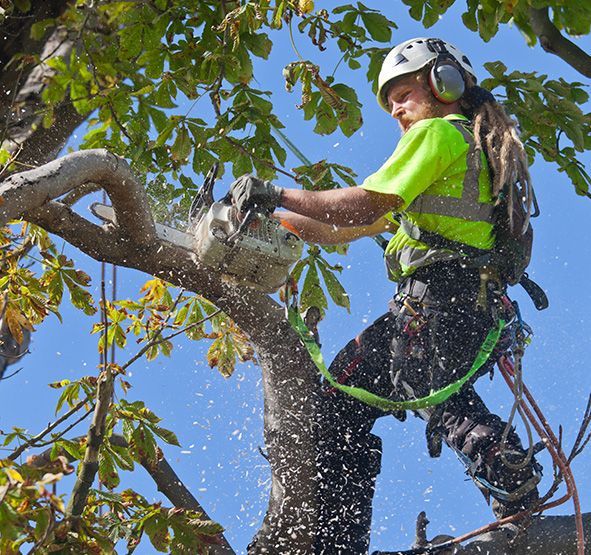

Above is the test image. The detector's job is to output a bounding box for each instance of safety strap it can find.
[399,219,549,310]
[406,121,494,222]
[399,219,491,261]
[288,305,505,412]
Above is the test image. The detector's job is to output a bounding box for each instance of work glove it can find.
[230,174,283,215]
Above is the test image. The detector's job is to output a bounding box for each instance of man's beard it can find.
[398,101,443,134]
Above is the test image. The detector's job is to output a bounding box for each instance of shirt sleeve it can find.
[360,120,454,211]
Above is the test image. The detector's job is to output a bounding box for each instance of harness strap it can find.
[406,121,494,222]
[399,219,491,261]
[288,305,505,412]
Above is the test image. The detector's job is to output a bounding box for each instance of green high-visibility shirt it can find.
[361,114,495,281]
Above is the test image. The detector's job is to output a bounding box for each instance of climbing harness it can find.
[272,121,583,553]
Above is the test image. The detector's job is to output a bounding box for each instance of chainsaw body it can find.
[191,201,302,293]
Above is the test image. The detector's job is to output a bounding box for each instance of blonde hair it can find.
[460,77,534,230]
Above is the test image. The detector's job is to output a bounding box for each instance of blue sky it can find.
[2,2,591,553]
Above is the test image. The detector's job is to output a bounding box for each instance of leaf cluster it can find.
[0,223,96,346]
[290,245,350,316]
[483,62,591,196]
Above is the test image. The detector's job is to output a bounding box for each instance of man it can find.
[231,38,541,553]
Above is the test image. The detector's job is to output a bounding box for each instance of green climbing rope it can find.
[288,305,505,412]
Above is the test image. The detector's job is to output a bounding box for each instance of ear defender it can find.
[427,40,466,104]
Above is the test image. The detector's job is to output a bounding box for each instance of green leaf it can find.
[360,12,392,42]
[119,23,143,61]
[33,507,51,542]
[151,426,180,447]
[171,127,192,162]
[107,442,135,472]
[58,438,85,460]
[317,261,350,311]
[232,153,253,177]
[153,120,177,148]
[207,334,236,378]
[144,512,170,552]
[314,101,338,135]
[14,0,31,13]
[99,450,120,489]
[30,18,55,41]
[300,262,328,313]
[243,33,272,59]
[130,424,158,467]
[152,82,178,109]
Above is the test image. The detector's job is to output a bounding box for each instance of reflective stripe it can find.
[400,219,489,259]
[407,122,494,222]
[395,242,459,270]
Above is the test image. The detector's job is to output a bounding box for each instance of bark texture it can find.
[1,1,88,170]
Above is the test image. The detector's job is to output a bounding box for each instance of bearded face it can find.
[385,73,457,133]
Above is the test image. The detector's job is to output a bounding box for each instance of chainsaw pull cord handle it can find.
[218,189,258,244]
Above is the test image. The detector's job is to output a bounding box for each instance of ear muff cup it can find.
[428,58,466,104]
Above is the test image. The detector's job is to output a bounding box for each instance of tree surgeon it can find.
[231,37,542,554]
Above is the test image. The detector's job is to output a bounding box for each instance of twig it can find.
[32,406,95,449]
[568,394,591,461]
[119,288,188,372]
[26,506,55,555]
[65,281,115,526]
[8,397,90,461]
[155,308,222,345]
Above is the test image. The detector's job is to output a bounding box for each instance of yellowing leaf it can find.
[5,467,24,484]
[298,0,314,14]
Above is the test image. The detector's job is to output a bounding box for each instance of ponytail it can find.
[460,83,534,231]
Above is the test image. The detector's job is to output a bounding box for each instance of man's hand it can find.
[230,174,283,215]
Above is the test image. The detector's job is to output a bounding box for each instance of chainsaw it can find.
[90,164,303,293]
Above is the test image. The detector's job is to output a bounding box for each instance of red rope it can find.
[498,356,585,555]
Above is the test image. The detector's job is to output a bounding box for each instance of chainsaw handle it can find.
[226,208,254,242]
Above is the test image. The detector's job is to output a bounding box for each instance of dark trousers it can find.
[315,266,539,554]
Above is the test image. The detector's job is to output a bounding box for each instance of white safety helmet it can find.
[377,37,477,112]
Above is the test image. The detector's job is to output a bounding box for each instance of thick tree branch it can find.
[529,7,591,78]
[1,23,88,167]
[375,514,591,554]
[1,149,157,246]
[0,1,72,102]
